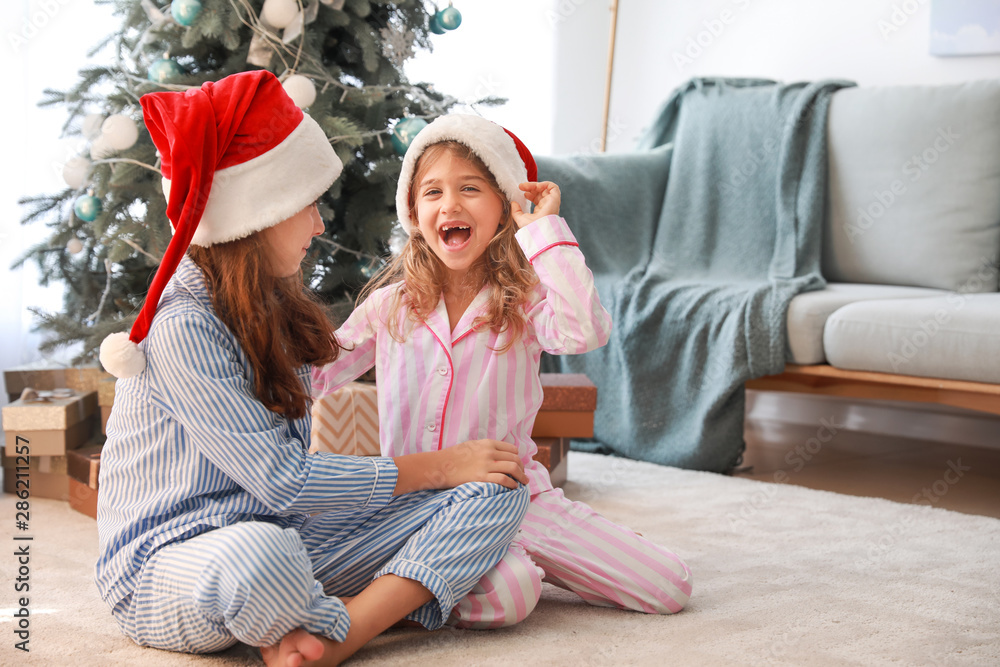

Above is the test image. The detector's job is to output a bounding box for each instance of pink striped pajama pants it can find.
[448,487,693,628]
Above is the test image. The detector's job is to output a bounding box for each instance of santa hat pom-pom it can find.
[100,331,146,378]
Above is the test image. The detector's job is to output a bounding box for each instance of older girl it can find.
[96,73,528,667]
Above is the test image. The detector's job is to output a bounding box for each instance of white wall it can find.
[552,0,1000,154]
[406,0,556,155]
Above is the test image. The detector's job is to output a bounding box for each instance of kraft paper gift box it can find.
[68,478,99,519]
[2,390,99,456]
[3,362,111,402]
[4,362,69,402]
[310,382,380,457]
[98,377,116,435]
[67,443,103,490]
[532,374,597,439]
[3,468,70,501]
[533,437,570,487]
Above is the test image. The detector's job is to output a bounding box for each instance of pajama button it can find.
[438,366,447,375]
[427,423,436,432]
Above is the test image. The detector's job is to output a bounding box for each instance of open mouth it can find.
[440,225,472,249]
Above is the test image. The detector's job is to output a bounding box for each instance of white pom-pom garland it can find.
[100,331,146,378]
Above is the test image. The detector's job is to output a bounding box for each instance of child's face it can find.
[413,150,504,281]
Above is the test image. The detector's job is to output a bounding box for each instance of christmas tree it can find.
[15,0,487,363]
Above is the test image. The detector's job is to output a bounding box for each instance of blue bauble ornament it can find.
[171,0,203,27]
[148,58,184,84]
[429,14,446,34]
[73,194,102,222]
[437,6,462,30]
[391,117,428,155]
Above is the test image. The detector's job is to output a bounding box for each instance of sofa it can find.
[748,80,1000,418]
[537,78,1000,469]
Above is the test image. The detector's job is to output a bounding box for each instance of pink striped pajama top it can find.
[312,214,612,495]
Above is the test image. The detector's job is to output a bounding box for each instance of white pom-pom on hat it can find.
[100,331,146,379]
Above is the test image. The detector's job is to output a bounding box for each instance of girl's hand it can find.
[511,181,561,229]
[439,439,528,490]
[392,440,527,494]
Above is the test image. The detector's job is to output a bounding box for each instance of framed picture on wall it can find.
[930,0,1000,56]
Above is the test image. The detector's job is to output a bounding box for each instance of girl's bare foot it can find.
[261,628,325,667]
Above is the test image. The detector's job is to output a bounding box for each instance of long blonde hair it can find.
[361,141,538,350]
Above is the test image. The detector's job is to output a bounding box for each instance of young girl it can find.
[95,72,529,667]
[313,114,693,628]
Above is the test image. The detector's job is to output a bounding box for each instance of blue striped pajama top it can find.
[95,256,400,608]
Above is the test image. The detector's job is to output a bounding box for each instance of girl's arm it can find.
[516,214,613,355]
[150,310,399,515]
[311,290,385,396]
[392,440,528,495]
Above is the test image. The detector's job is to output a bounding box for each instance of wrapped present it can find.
[68,443,103,490]
[2,390,99,456]
[4,362,69,402]
[65,365,113,394]
[0,453,68,478]
[97,377,116,407]
[3,362,111,401]
[98,378,116,435]
[533,437,570,487]
[532,374,597,439]
[68,478,98,519]
[310,382,380,457]
[3,468,70,501]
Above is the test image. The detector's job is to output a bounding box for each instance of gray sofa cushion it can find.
[823,294,1000,384]
[822,80,1000,292]
[787,283,947,364]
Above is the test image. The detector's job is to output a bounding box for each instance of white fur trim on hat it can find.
[100,331,146,379]
[395,114,529,235]
[162,114,343,247]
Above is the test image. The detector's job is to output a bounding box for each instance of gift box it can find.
[310,382,380,457]
[67,443,103,490]
[2,468,70,501]
[68,478,99,520]
[531,374,597,439]
[533,437,570,487]
[98,377,116,436]
[4,362,70,402]
[65,365,113,394]
[3,362,111,402]
[2,390,99,456]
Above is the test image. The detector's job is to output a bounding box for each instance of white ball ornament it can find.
[101,114,139,151]
[62,156,92,189]
[282,74,317,108]
[67,238,84,254]
[82,113,105,140]
[90,134,115,160]
[262,0,299,29]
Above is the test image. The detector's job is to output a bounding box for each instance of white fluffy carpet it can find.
[2,452,998,666]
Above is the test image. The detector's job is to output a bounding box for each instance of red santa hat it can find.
[395,113,537,234]
[99,69,342,379]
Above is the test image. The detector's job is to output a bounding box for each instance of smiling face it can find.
[260,202,324,277]
[411,146,506,285]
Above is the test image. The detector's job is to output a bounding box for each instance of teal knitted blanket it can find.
[538,78,854,471]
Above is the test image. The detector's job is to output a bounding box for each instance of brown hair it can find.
[360,141,538,351]
[188,233,340,419]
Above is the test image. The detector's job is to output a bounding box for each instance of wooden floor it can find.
[738,418,1000,519]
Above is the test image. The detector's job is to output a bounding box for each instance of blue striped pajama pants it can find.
[111,481,529,653]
